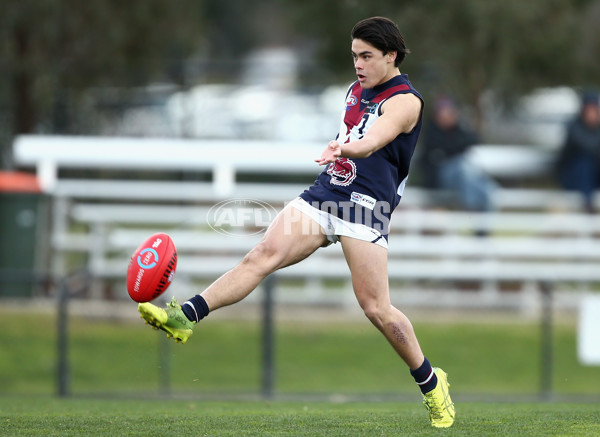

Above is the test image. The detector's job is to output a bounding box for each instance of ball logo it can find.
[137,248,159,269]
[327,158,357,186]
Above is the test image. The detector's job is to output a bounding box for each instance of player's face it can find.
[351,39,397,89]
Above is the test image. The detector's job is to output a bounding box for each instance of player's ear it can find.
[387,51,397,64]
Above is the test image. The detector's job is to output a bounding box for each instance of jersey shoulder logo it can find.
[327,158,357,186]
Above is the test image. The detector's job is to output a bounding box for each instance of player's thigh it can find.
[256,202,328,269]
[340,235,390,306]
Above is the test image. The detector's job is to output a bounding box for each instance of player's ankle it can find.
[410,357,438,394]
[181,294,210,323]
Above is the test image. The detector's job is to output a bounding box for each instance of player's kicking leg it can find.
[139,201,327,343]
[340,236,455,428]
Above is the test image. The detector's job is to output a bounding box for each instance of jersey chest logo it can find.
[327,158,357,186]
[345,94,358,111]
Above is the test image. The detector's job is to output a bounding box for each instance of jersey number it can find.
[357,114,369,137]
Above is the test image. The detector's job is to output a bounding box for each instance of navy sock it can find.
[410,357,438,394]
[181,294,210,323]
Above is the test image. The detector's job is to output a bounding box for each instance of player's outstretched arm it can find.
[315,93,422,165]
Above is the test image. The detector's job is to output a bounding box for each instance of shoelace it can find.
[423,397,444,420]
[167,297,179,308]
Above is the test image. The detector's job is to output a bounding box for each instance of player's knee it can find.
[242,240,282,274]
[361,301,388,328]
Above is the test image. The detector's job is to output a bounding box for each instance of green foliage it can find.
[278,0,600,102]
[0,0,206,87]
[2,0,600,160]
[3,0,600,107]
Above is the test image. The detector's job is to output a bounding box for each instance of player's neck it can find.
[375,69,401,87]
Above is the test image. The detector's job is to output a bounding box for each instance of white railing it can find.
[11,135,600,312]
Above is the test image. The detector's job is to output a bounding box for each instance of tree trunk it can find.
[13,25,35,135]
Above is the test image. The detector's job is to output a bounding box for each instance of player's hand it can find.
[315,140,342,166]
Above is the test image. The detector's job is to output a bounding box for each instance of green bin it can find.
[0,172,50,297]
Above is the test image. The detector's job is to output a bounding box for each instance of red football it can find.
[126,233,177,303]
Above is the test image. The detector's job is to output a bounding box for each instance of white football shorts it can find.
[287,197,387,249]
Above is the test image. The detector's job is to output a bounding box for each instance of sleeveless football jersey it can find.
[300,74,424,238]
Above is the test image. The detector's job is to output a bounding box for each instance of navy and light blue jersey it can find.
[300,74,423,238]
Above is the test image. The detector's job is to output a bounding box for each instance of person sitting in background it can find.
[556,91,600,213]
[418,96,497,212]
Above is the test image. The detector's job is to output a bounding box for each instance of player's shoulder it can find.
[379,90,423,133]
[381,92,422,115]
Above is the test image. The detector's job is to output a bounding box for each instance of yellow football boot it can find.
[138,297,194,344]
[422,367,455,428]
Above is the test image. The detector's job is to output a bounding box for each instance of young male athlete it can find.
[138,17,455,428]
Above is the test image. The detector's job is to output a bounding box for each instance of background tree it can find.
[0,0,206,167]
[2,0,600,168]
[283,0,600,125]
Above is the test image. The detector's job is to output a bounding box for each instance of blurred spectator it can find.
[417,96,497,212]
[556,91,600,213]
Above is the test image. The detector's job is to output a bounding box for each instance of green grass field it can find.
[1,307,600,435]
[2,310,600,397]
[1,397,599,436]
